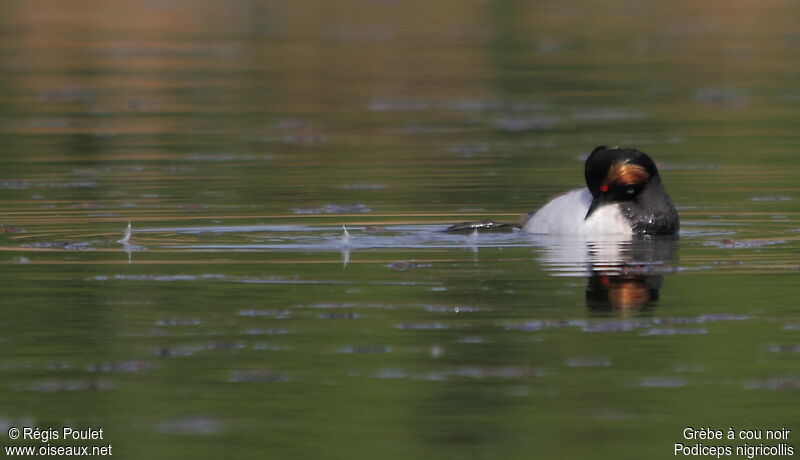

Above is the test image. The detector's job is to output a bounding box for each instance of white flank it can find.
[522,188,632,236]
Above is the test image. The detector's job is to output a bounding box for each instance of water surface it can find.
[1,1,799,458]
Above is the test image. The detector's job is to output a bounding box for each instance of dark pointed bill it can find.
[585,197,604,220]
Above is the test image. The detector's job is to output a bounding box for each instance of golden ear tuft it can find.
[605,160,650,187]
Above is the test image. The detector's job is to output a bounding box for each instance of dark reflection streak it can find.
[588,237,677,313]
[533,236,679,313]
[585,272,662,312]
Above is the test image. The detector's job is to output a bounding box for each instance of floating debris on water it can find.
[96,274,227,282]
[447,143,490,157]
[429,345,445,358]
[251,343,291,351]
[374,368,408,379]
[155,318,202,327]
[85,361,156,373]
[291,204,371,214]
[765,344,800,353]
[303,302,359,309]
[44,181,98,189]
[154,344,208,358]
[318,312,359,320]
[22,379,115,392]
[386,261,431,271]
[241,328,290,336]
[336,345,392,354]
[674,364,706,372]
[565,357,612,367]
[582,321,645,333]
[422,305,481,313]
[0,180,29,189]
[457,336,485,343]
[750,196,793,202]
[186,153,273,162]
[504,320,571,332]
[652,315,740,325]
[391,366,544,381]
[155,417,223,434]
[693,87,749,107]
[23,241,91,251]
[229,369,290,383]
[0,226,24,233]
[154,341,250,358]
[394,322,450,330]
[238,309,290,318]
[94,274,351,286]
[705,239,787,249]
[452,366,542,379]
[638,376,687,388]
[504,315,748,335]
[640,327,708,336]
[45,361,71,371]
[206,342,247,351]
[696,314,750,322]
[744,376,800,391]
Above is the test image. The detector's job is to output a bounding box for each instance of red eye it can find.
[600,184,609,192]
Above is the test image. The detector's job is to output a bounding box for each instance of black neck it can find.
[618,176,679,235]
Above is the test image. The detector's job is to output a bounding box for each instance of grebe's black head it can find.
[583,146,679,235]
[584,146,659,218]
[585,146,660,199]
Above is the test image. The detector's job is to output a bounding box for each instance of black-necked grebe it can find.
[522,146,679,236]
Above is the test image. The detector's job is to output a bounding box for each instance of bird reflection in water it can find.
[585,270,662,312]
[531,235,678,313]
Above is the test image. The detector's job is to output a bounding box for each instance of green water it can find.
[0,1,799,459]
